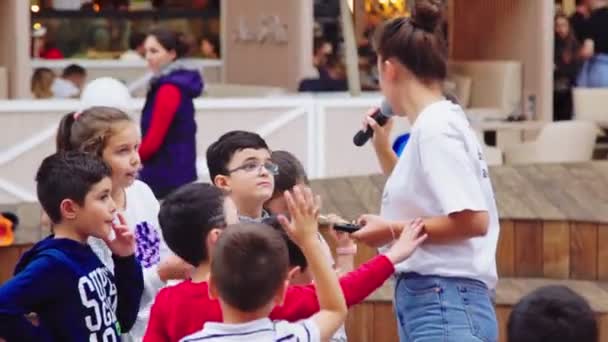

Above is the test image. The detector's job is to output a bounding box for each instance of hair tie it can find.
[73,111,82,121]
[410,20,425,32]
[410,19,435,33]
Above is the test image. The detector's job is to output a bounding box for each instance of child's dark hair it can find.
[507,285,597,342]
[270,150,309,199]
[56,106,132,156]
[159,183,228,266]
[36,151,112,223]
[147,28,189,59]
[62,64,86,78]
[206,130,269,181]
[262,215,307,270]
[373,0,446,82]
[211,223,289,312]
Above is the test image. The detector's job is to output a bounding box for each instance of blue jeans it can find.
[577,53,608,88]
[394,273,498,342]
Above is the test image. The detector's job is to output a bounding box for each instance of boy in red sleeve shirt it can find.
[144,183,426,342]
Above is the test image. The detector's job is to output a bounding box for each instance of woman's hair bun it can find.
[412,0,443,33]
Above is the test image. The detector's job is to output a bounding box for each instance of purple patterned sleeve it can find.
[134,221,161,268]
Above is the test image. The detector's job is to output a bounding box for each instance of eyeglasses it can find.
[227,161,279,176]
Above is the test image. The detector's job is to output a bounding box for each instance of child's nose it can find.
[258,164,272,177]
[131,153,141,167]
[108,197,117,213]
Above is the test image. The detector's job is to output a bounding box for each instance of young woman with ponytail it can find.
[352,1,499,340]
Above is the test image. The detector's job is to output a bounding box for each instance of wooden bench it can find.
[311,162,608,281]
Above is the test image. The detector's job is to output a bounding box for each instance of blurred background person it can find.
[120,32,147,61]
[199,35,220,59]
[577,0,608,87]
[31,68,56,99]
[139,28,203,198]
[51,64,87,98]
[554,12,581,121]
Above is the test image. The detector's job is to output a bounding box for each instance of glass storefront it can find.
[30,0,220,59]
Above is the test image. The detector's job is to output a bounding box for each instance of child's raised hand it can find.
[103,212,136,257]
[384,218,427,265]
[278,185,321,247]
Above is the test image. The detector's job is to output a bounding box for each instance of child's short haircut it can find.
[271,150,309,198]
[211,223,289,312]
[507,285,597,342]
[62,64,86,78]
[262,215,307,270]
[36,151,111,223]
[159,183,228,266]
[206,131,269,181]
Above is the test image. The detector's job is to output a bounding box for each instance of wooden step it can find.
[497,219,608,281]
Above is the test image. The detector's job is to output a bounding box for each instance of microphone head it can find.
[379,100,394,117]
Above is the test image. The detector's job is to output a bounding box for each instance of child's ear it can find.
[59,199,79,220]
[273,279,289,307]
[206,228,223,254]
[287,266,301,282]
[213,175,230,192]
[208,274,219,300]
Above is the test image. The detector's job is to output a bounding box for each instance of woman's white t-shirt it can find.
[380,100,499,289]
[89,180,170,341]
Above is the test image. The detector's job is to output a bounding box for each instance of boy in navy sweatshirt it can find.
[0,151,143,342]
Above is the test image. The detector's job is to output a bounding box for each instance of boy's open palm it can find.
[103,213,136,257]
[280,186,347,341]
[277,186,321,246]
[385,218,428,264]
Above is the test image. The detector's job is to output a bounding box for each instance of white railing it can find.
[0,94,395,203]
[31,58,224,69]
[31,58,225,85]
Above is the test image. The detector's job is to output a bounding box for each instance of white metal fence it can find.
[0,94,412,203]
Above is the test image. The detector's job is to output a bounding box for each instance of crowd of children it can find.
[0,1,602,340]
[0,102,599,341]
[0,110,430,341]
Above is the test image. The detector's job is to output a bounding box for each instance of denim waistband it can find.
[396,272,488,290]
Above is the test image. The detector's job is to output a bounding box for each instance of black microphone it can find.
[353,100,394,147]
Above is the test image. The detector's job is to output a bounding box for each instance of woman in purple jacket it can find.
[139,29,203,198]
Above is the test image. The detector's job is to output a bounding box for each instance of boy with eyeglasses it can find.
[206,130,279,222]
